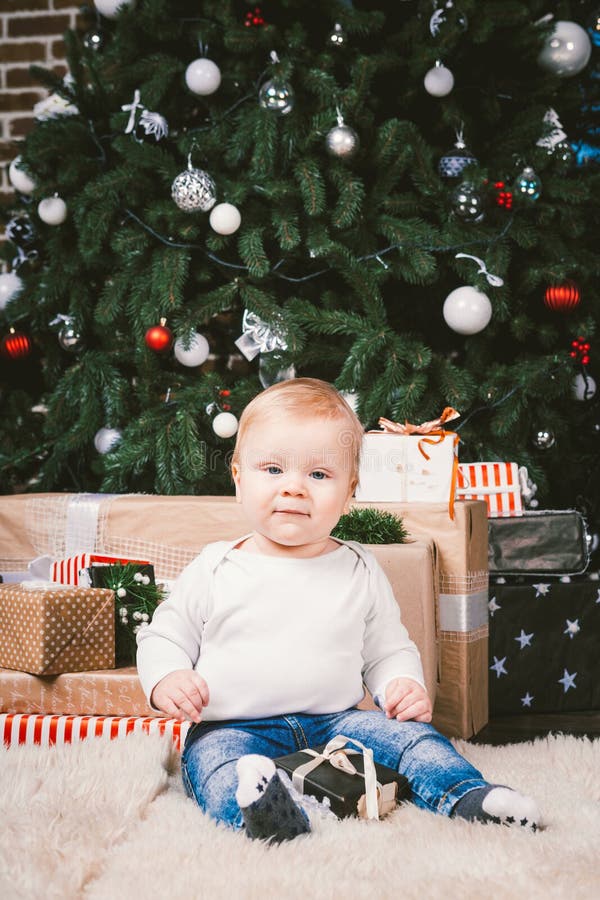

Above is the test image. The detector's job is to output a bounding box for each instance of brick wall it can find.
[0,1,81,204]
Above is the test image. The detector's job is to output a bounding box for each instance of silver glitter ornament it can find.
[326,116,360,159]
[171,157,216,212]
[258,77,295,116]
[451,181,485,222]
[58,316,84,353]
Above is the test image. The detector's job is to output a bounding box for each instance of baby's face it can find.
[231,414,356,557]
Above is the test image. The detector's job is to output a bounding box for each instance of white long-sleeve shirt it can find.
[136,536,425,721]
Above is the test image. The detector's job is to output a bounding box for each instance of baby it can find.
[137,377,540,841]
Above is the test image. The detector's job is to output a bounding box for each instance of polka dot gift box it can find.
[0,584,115,675]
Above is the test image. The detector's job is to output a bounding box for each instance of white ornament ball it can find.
[0,271,24,311]
[325,124,360,158]
[94,426,122,454]
[572,372,597,401]
[185,58,222,96]
[174,332,210,367]
[94,0,135,18]
[8,156,36,194]
[209,202,242,235]
[538,20,592,77]
[212,411,238,438]
[38,196,68,225]
[424,64,455,97]
[443,286,492,335]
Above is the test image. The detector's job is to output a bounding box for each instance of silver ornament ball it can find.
[58,318,84,353]
[326,124,360,159]
[451,181,485,222]
[538,20,592,77]
[532,428,556,450]
[258,78,295,116]
[171,167,216,212]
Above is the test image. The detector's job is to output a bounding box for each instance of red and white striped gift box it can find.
[456,462,523,518]
[1,714,189,750]
[51,554,150,585]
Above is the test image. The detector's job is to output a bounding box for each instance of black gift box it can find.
[274,744,410,819]
[489,576,600,714]
[488,510,589,575]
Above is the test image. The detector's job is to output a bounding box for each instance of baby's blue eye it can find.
[266,465,282,475]
[310,470,327,480]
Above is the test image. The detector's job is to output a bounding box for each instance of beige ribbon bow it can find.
[376,407,460,435]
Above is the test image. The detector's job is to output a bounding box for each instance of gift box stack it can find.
[487,510,600,715]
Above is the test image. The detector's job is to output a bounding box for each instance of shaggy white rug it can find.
[1,732,598,900]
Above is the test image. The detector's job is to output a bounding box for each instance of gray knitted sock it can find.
[235,754,311,843]
[452,785,540,831]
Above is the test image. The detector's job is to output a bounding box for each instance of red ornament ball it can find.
[544,280,581,313]
[1,329,32,360]
[145,321,173,352]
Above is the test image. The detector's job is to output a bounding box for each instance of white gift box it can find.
[355,431,460,508]
[456,461,524,517]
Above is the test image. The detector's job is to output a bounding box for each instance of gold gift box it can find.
[0,583,115,675]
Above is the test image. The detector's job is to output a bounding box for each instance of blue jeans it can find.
[181,709,487,830]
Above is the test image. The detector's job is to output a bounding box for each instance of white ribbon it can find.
[438,590,489,632]
[455,253,504,287]
[121,89,143,134]
[65,493,117,555]
[290,734,380,820]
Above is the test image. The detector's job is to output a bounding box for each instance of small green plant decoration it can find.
[90,564,164,666]
[332,508,408,544]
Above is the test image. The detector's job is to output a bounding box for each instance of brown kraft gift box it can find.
[0,494,486,736]
[0,583,115,675]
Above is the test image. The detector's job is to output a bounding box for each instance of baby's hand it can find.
[151,670,209,723]
[383,678,432,723]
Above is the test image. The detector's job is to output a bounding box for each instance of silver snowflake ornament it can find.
[139,109,169,141]
[171,167,216,212]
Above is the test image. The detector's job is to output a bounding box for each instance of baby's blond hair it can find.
[231,378,364,485]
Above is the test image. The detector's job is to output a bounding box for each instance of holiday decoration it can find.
[8,156,36,194]
[57,316,84,353]
[37,196,68,225]
[325,110,360,159]
[424,61,454,97]
[438,133,477,178]
[328,23,347,48]
[212,411,239,438]
[259,76,294,115]
[145,319,173,352]
[94,0,135,18]
[33,90,78,120]
[5,214,36,247]
[513,165,541,200]
[94,427,122,454]
[532,427,556,450]
[493,181,513,210]
[209,202,242,235]
[235,310,288,361]
[572,373,597,402]
[244,6,265,27]
[429,1,468,38]
[83,27,107,52]
[137,110,168,142]
[538,20,592,77]
[171,159,216,212]
[258,357,296,388]
[589,8,600,47]
[451,181,485,222]
[185,57,222,96]
[0,272,24,311]
[443,286,492,334]
[536,108,574,164]
[570,337,591,366]
[174,332,210,367]
[544,281,581,313]
[1,329,32,360]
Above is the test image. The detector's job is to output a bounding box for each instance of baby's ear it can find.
[231,463,242,503]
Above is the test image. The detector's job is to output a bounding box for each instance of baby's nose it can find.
[280,475,307,495]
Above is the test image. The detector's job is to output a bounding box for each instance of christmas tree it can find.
[1,1,599,545]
